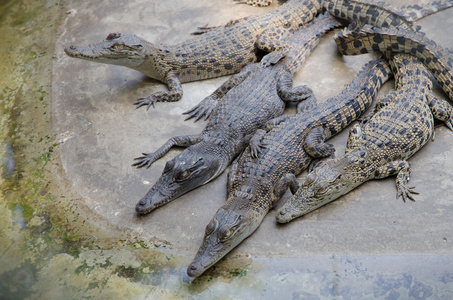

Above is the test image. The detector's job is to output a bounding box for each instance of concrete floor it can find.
[16,0,453,297]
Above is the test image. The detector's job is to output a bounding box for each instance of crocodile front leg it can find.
[132,134,202,168]
[134,73,183,110]
[304,126,336,172]
[426,91,453,131]
[183,65,254,121]
[256,26,292,66]
[374,160,419,202]
[304,127,336,158]
[248,115,292,158]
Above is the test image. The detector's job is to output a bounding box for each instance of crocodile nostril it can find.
[139,199,146,206]
[279,210,286,215]
[190,265,197,271]
[69,45,76,50]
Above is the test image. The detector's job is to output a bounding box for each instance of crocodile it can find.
[63,0,419,109]
[334,24,453,100]
[276,53,453,222]
[133,13,341,214]
[237,0,453,30]
[64,0,324,109]
[187,57,392,278]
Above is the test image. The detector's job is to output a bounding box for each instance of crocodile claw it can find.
[250,142,267,159]
[132,153,157,169]
[397,185,419,202]
[183,96,217,122]
[134,97,156,110]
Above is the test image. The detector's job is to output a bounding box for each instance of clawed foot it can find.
[191,24,219,35]
[249,129,267,159]
[183,96,217,122]
[132,153,157,169]
[250,141,267,158]
[134,97,156,110]
[397,185,419,202]
[261,50,286,67]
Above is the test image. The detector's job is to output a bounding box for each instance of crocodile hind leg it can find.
[183,65,255,121]
[132,135,203,168]
[374,160,419,202]
[134,73,183,110]
[277,71,317,113]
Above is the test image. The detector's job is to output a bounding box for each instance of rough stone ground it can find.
[2,0,453,298]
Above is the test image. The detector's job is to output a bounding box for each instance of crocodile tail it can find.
[325,0,415,30]
[284,12,342,75]
[402,0,453,22]
[334,25,453,100]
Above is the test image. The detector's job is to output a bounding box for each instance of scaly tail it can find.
[335,25,453,101]
[284,12,342,76]
[403,0,453,22]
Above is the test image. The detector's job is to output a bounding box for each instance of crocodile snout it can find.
[135,197,155,214]
[186,262,203,278]
[64,45,79,56]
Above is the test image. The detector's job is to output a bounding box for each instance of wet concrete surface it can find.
[1,0,453,298]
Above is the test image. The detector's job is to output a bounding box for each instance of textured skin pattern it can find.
[325,0,414,30]
[64,0,430,108]
[65,0,324,107]
[335,25,453,100]
[277,53,453,223]
[133,14,340,217]
[187,58,392,278]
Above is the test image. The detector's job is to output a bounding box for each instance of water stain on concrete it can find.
[1,0,453,299]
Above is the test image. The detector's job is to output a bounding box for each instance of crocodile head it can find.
[187,203,263,278]
[276,150,368,223]
[135,143,227,214]
[64,32,148,68]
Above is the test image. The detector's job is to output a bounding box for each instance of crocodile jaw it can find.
[276,158,360,223]
[135,146,227,215]
[64,33,147,68]
[187,206,262,278]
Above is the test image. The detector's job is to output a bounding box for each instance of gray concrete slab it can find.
[47,0,453,296]
[55,0,453,256]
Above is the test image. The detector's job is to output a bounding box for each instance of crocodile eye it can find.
[111,42,125,50]
[220,228,233,241]
[316,182,329,195]
[205,219,216,236]
[175,170,191,181]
